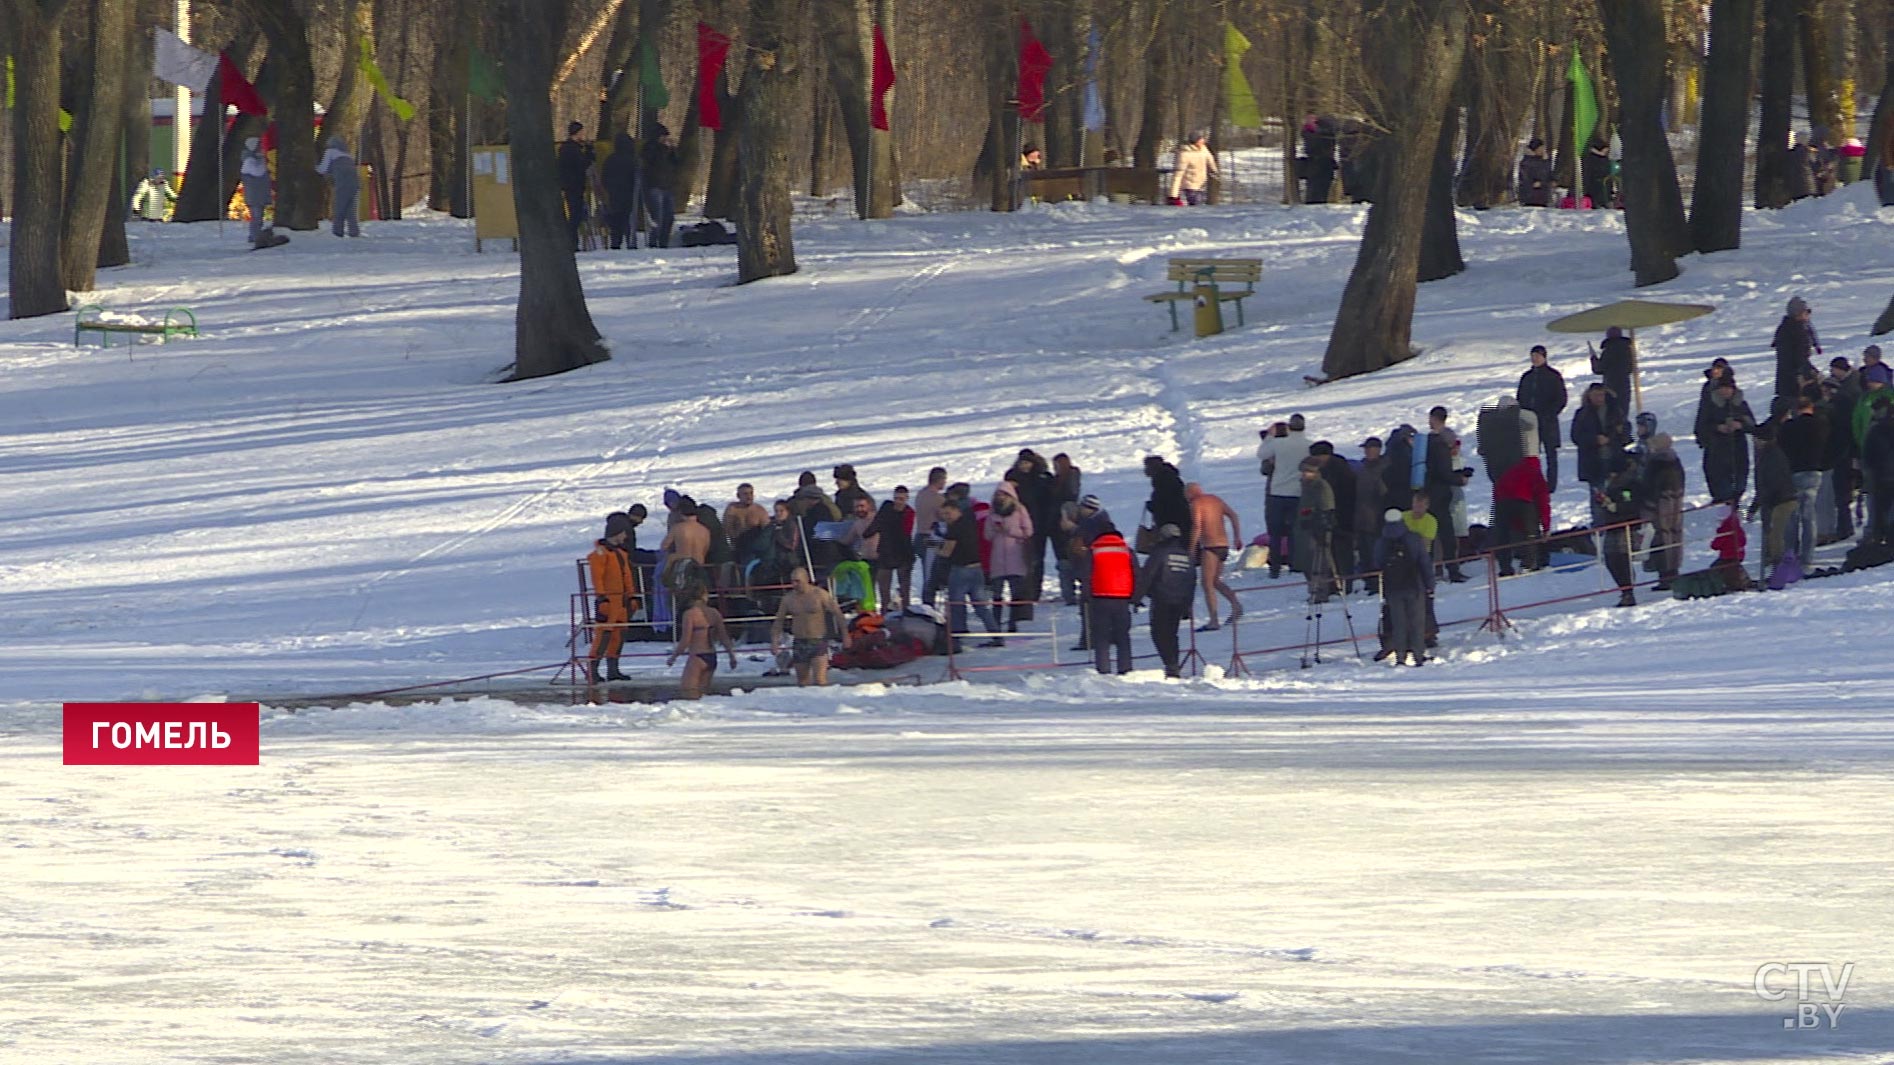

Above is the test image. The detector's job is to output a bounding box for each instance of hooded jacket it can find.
[983,482,1036,578]
[1493,455,1552,535]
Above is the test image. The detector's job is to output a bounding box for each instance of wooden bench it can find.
[73,304,199,348]
[1143,259,1262,332]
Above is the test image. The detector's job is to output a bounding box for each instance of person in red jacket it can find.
[1491,456,1552,576]
[1088,526,1136,674]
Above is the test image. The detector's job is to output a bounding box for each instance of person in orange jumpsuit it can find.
[587,512,638,682]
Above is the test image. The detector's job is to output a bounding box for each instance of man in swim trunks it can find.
[669,587,738,699]
[1186,482,1244,631]
[769,566,849,687]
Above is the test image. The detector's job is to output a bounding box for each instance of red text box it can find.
[63,704,261,766]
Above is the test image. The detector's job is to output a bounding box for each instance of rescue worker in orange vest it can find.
[588,512,638,682]
[1087,525,1136,674]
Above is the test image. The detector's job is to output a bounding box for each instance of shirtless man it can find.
[722,483,770,544]
[1185,482,1245,630]
[668,588,738,699]
[769,566,848,686]
[660,505,711,564]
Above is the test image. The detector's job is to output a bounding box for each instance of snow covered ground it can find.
[4,189,1894,1062]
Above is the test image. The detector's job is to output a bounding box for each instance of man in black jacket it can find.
[1750,423,1798,572]
[1571,384,1630,488]
[557,121,595,251]
[641,123,681,248]
[1517,345,1569,491]
[1423,407,1469,582]
[600,132,639,249]
[1773,296,1821,415]
[1310,441,1357,590]
[1133,524,1196,677]
[1595,326,1635,410]
[1517,138,1553,206]
[1695,379,1755,504]
[1777,395,1830,566]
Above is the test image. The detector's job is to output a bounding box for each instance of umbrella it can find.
[1545,299,1716,414]
[1546,299,1716,333]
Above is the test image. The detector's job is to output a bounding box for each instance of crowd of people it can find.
[580,293,1894,686]
[1518,126,1894,211]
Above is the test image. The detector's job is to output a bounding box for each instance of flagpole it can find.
[631,75,643,250]
[465,89,472,250]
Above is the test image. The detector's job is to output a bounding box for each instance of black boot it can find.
[588,658,605,683]
[605,658,630,681]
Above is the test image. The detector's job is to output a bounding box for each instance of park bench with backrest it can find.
[1143,259,1261,332]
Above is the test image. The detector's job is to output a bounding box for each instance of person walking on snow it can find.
[131,170,175,221]
[239,137,285,249]
[1185,483,1242,631]
[1170,131,1218,205]
[1376,508,1434,667]
[316,136,361,237]
[1133,523,1196,678]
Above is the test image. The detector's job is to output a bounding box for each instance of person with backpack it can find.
[1516,346,1569,491]
[1087,524,1137,674]
[1375,508,1433,666]
[1424,407,1470,582]
[1133,524,1196,678]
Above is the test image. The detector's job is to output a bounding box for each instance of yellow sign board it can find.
[470,145,518,251]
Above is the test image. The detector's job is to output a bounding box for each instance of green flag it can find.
[1568,48,1598,152]
[358,35,416,121]
[1222,25,1262,129]
[468,46,503,103]
[638,38,668,110]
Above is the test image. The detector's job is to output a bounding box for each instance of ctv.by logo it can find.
[1754,962,1854,1030]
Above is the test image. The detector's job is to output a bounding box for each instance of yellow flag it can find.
[1223,25,1262,129]
[357,35,415,121]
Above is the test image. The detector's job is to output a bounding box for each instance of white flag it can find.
[154,28,216,92]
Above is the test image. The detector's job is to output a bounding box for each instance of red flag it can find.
[696,22,732,132]
[1016,18,1053,123]
[871,25,896,132]
[218,50,267,116]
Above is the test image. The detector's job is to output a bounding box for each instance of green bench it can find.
[1144,258,1262,332]
[74,304,199,348]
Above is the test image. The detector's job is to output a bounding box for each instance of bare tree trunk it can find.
[1320,0,1470,380]
[813,0,875,217]
[1798,0,1843,137]
[3,0,71,318]
[597,0,639,136]
[60,0,134,292]
[1599,0,1689,285]
[1691,0,1757,251]
[498,0,609,380]
[1132,0,1169,170]
[870,0,900,213]
[1756,0,1797,207]
[325,0,375,161]
[809,77,834,195]
[1868,13,1894,171]
[704,78,742,219]
[123,34,153,197]
[735,0,804,281]
[238,0,322,230]
[982,8,1016,211]
[1456,0,1527,207]
[426,24,464,213]
[1419,101,1465,282]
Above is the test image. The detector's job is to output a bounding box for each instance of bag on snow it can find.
[1843,538,1894,572]
[830,559,876,612]
[1766,555,1804,591]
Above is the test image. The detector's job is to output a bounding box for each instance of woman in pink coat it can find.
[984,481,1036,631]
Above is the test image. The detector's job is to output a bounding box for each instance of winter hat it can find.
[1606,326,1624,340]
[1788,296,1810,315]
[1832,356,1853,369]
[1078,493,1102,512]
[1866,345,1884,362]
[1527,137,1545,151]
[1866,364,1893,386]
[1156,523,1181,540]
[1362,436,1383,449]
[1650,433,1673,452]
[662,487,682,509]
[567,121,584,135]
[1309,440,1335,456]
[1384,508,1406,523]
[604,512,633,539]
[1288,413,1307,431]
[1635,411,1658,436]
